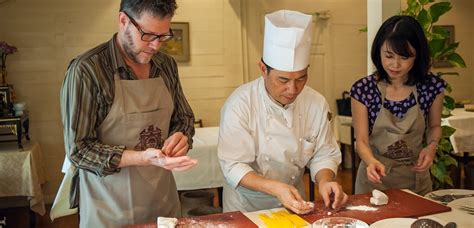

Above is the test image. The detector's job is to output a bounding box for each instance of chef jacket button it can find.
[291,176,296,180]
[299,138,303,142]
[290,158,295,163]
[266,136,272,141]
[265,157,270,161]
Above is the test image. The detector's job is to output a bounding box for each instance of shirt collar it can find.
[108,33,127,74]
[258,77,295,128]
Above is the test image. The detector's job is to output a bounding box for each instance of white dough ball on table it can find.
[370,189,388,205]
[157,217,178,228]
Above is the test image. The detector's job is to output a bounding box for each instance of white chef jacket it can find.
[218,77,341,212]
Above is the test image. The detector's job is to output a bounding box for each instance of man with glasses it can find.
[55,0,196,226]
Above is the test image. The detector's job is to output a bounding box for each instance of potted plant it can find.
[400,0,467,190]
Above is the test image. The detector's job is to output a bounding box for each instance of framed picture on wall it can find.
[432,25,455,68]
[160,22,190,62]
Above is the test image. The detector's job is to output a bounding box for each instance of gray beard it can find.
[123,28,143,64]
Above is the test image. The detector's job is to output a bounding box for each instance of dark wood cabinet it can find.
[0,113,29,150]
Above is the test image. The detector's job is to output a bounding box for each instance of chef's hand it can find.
[273,183,314,214]
[366,160,386,184]
[318,180,348,210]
[412,146,435,172]
[142,148,197,171]
[162,132,189,157]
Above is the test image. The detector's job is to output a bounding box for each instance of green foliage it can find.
[401,0,466,68]
[430,125,457,189]
[401,0,467,189]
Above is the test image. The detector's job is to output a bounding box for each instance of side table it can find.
[0,141,46,227]
[0,113,30,150]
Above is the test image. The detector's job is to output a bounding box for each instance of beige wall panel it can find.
[185,87,236,101]
[25,101,61,123]
[190,31,223,55]
[307,55,326,95]
[7,70,62,85]
[179,65,224,78]
[187,54,224,66]
[1,33,56,49]
[63,34,114,47]
[189,99,227,127]
[181,76,241,89]
[332,25,367,67]
[29,121,64,150]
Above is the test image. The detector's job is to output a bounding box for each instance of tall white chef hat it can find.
[262,10,313,72]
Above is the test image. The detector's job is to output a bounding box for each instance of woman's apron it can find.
[223,82,315,212]
[355,82,432,195]
[53,73,181,227]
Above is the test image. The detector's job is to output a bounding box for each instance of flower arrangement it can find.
[0,41,17,68]
[0,41,17,85]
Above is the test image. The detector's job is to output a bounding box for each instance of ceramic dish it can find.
[312,217,369,228]
[369,218,416,228]
[424,189,474,203]
[447,197,474,215]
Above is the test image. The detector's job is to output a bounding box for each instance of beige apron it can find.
[355,82,432,195]
[78,73,180,227]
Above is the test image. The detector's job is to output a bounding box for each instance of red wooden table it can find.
[127,189,450,227]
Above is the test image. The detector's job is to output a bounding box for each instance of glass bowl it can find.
[312,217,369,228]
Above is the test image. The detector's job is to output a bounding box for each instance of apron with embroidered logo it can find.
[355,82,432,195]
[78,73,180,227]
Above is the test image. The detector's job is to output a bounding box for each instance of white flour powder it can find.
[345,205,378,211]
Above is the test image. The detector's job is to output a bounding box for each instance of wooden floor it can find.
[2,168,353,228]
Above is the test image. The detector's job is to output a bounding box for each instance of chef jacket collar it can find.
[259,77,295,127]
[259,76,296,111]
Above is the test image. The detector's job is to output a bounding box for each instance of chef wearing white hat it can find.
[218,10,348,214]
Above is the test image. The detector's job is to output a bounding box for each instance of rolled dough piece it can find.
[370,189,388,205]
[157,217,178,228]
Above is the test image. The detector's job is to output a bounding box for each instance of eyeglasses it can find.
[123,11,174,42]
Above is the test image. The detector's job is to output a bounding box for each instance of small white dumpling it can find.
[157,217,178,228]
[370,189,388,205]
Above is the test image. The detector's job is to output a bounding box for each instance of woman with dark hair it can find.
[351,15,446,195]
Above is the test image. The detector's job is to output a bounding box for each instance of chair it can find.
[305,167,315,201]
[350,126,357,194]
[194,119,203,128]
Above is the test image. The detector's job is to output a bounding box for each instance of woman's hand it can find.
[366,160,386,183]
[412,146,435,172]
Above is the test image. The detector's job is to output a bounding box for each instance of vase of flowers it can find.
[0,41,18,85]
